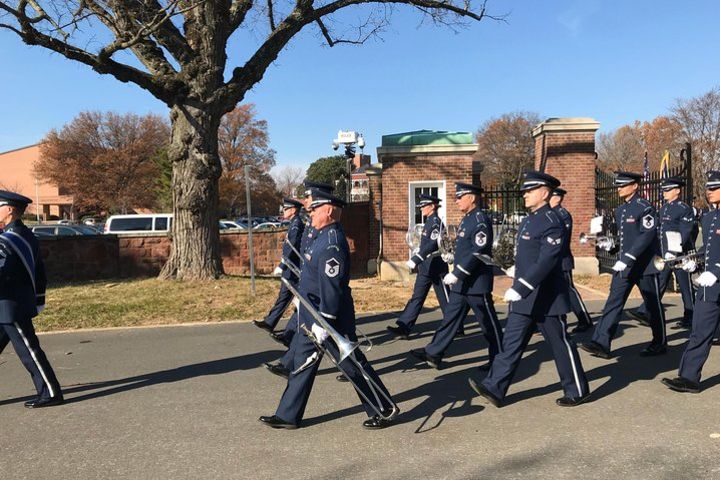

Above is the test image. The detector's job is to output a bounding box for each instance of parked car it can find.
[31,225,92,236]
[220,220,246,230]
[253,222,281,230]
[104,214,172,234]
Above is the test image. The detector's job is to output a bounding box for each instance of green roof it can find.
[381,130,474,147]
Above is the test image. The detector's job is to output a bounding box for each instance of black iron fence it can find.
[482,185,523,268]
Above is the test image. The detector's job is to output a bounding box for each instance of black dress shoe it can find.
[570,323,592,334]
[670,321,692,330]
[24,396,64,408]
[556,393,591,407]
[455,329,467,337]
[362,414,394,430]
[409,349,441,369]
[639,344,667,357]
[386,325,410,340]
[712,337,720,346]
[661,377,701,394]
[468,378,502,408]
[579,341,612,359]
[627,309,651,326]
[252,320,274,333]
[258,415,298,429]
[264,362,290,379]
[269,332,290,347]
[336,374,349,382]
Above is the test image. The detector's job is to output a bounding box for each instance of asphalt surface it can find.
[2,297,720,479]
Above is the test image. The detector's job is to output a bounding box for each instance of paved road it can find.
[2,297,720,479]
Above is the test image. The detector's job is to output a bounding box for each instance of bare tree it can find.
[0,0,505,279]
[273,166,306,197]
[672,87,720,203]
[596,125,644,172]
[475,111,540,187]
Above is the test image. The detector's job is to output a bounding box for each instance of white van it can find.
[104,214,172,234]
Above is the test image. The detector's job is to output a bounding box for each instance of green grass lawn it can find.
[36,277,279,332]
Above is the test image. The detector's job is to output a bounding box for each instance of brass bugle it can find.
[652,252,701,271]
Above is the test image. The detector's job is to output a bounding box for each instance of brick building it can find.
[0,144,74,220]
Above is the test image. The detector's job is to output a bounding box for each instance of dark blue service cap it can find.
[520,171,561,191]
[308,189,346,209]
[614,171,642,187]
[454,182,483,198]
[660,176,685,191]
[416,194,441,208]
[282,197,303,209]
[0,190,32,207]
[303,180,334,197]
[552,187,567,197]
[706,171,720,190]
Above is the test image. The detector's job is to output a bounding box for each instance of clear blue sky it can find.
[1,0,719,174]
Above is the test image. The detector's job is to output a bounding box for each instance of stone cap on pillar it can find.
[532,117,600,137]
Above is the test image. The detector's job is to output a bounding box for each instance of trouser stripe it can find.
[13,322,56,398]
[482,295,503,353]
[558,316,583,397]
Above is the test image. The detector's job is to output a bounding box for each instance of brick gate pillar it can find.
[532,117,600,275]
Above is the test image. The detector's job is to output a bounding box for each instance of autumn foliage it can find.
[35,112,170,215]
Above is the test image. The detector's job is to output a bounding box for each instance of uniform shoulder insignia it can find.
[430,229,440,241]
[642,214,655,228]
[324,257,340,277]
[475,231,487,247]
[637,197,651,207]
[328,228,338,245]
[545,211,557,223]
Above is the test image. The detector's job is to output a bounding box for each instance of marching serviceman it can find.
[252,198,305,334]
[409,182,503,370]
[580,171,667,359]
[263,181,334,379]
[468,172,590,407]
[0,190,64,408]
[662,171,720,393]
[549,188,593,333]
[259,189,398,429]
[629,177,696,329]
[387,194,450,339]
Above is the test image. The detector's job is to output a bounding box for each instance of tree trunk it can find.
[159,104,224,280]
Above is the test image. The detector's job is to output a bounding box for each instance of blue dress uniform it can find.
[258,199,305,331]
[662,171,720,393]
[263,191,396,428]
[390,196,449,336]
[412,183,503,368]
[583,171,667,358]
[552,189,592,332]
[0,191,63,407]
[634,178,696,326]
[470,172,589,406]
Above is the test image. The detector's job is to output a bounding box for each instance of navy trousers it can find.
[635,268,695,324]
[262,282,294,330]
[565,271,592,327]
[396,272,449,331]
[425,292,503,362]
[591,273,666,351]
[275,329,394,425]
[678,299,720,383]
[481,312,588,400]
[1,319,62,400]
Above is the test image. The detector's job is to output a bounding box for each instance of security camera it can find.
[332,141,340,150]
[357,135,365,149]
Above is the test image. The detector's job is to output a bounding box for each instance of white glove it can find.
[292,297,300,310]
[612,261,628,272]
[273,266,283,276]
[598,238,615,252]
[664,252,677,260]
[505,265,515,278]
[443,272,459,286]
[406,259,417,270]
[503,288,522,302]
[311,323,329,344]
[681,259,697,273]
[697,271,718,287]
